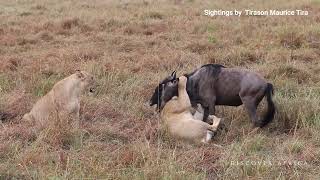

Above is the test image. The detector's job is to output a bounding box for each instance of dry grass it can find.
[0,0,319,179]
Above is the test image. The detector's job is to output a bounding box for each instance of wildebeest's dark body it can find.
[150,64,276,128]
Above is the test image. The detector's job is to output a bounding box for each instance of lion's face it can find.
[76,71,96,94]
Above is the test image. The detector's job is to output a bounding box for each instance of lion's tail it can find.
[23,113,33,122]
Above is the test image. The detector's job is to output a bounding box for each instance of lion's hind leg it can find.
[22,113,38,128]
[193,104,204,121]
[207,115,221,131]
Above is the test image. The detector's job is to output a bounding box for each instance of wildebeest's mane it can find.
[201,64,225,78]
[183,64,225,104]
[183,64,225,78]
[201,64,226,69]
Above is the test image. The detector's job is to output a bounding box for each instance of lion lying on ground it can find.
[160,76,221,143]
[23,70,95,128]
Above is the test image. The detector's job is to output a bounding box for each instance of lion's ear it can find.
[76,70,85,79]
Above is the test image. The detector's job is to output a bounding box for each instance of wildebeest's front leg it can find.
[201,96,216,124]
[203,107,209,122]
[199,84,217,124]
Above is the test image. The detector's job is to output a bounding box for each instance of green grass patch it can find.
[32,74,62,97]
[0,73,14,93]
[208,35,217,43]
[245,135,266,153]
[290,140,304,154]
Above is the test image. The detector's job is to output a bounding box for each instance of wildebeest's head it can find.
[149,71,179,110]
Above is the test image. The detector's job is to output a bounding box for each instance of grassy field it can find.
[0,0,320,179]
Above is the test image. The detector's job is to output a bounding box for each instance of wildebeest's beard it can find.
[149,71,178,110]
[150,84,163,108]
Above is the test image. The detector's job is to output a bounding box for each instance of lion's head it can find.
[75,70,96,94]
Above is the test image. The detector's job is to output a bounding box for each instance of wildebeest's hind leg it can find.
[240,96,259,127]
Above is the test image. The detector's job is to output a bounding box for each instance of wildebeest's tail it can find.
[260,83,275,127]
[0,111,16,123]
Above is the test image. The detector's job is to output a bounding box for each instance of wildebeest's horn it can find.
[171,70,177,79]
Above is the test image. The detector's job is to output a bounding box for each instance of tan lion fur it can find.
[160,76,221,143]
[23,70,95,129]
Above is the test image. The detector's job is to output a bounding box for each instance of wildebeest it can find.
[150,64,275,128]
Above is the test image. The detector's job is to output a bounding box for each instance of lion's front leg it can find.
[175,76,192,112]
[70,102,81,127]
[57,100,80,126]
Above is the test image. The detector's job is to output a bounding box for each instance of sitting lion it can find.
[160,76,221,143]
[23,70,95,128]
